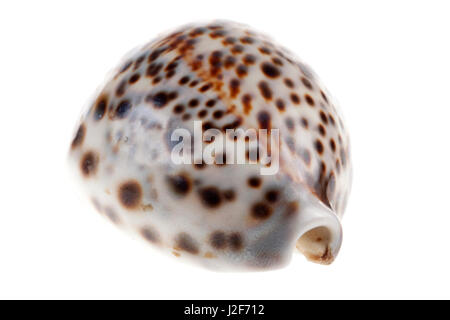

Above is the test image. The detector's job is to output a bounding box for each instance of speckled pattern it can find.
[68,21,352,271]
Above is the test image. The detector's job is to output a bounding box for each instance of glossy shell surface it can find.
[68,21,352,271]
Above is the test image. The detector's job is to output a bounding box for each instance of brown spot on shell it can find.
[166,173,191,197]
[199,186,222,208]
[258,81,272,100]
[71,123,85,149]
[140,227,159,243]
[257,111,271,130]
[228,233,243,251]
[248,176,262,188]
[118,180,142,210]
[80,151,98,177]
[210,231,227,249]
[261,62,280,78]
[175,233,199,254]
[251,202,273,220]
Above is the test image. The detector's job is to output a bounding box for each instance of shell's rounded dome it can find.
[68,21,352,271]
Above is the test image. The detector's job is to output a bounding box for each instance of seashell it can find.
[68,21,352,271]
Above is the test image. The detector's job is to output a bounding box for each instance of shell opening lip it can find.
[295,205,343,265]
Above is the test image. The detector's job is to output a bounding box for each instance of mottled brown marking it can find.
[236,64,248,77]
[210,231,227,249]
[176,233,199,254]
[166,173,191,196]
[257,111,271,130]
[140,227,159,243]
[228,233,243,251]
[301,77,313,90]
[118,180,142,209]
[229,78,240,98]
[251,202,273,220]
[258,81,272,100]
[270,99,282,113]
[80,151,98,177]
[242,94,252,114]
[71,123,85,149]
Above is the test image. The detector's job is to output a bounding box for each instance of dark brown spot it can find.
[265,190,280,203]
[240,36,254,44]
[146,62,163,77]
[115,100,132,118]
[179,76,190,85]
[321,90,328,103]
[119,61,132,73]
[319,110,329,124]
[176,233,199,254]
[251,202,273,220]
[242,94,252,114]
[276,99,285,111]
[318,124,326,136]
[305,94,315,106]
[248,176,262,188]
[243,54,256,65]
[140,227,159,243]
[301,77,313,90]
[272,57,283,66]
[205,99,216,108]
[259,47,271,55]
[229,78,240,98]
[231,44,244,54]
[290,93,300,104]
[173,104,185,114]
[199,83,212,92]
[199,186,222,208]
[115,80,126,97]
[188,98,199,108]
[118,180,142,209]
[71,124,85,148]
[167,173,191,196]
[330,139,336,152]
[261,62,280,78]
[328,114,336,126]
[224,56,236,69]
[80,151,98,177]
[300,117,309,129]
[315,139,324,155]
[257,111,271,130]
[129,73,140,84]
[93,97,107,121]
[228,233,243,251]
[284,78,294,88]
[152,92,169,108]
[210,231,227,249]
[198,109,208,118]
[236,64,248,77]
[213,110,224,119]
[258,81,272,100]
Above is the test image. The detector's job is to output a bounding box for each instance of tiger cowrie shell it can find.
[68,21,352,271]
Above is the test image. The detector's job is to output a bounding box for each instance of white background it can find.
[1,0,449,299]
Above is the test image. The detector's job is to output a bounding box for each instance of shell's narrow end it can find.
[296,226,336,265]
